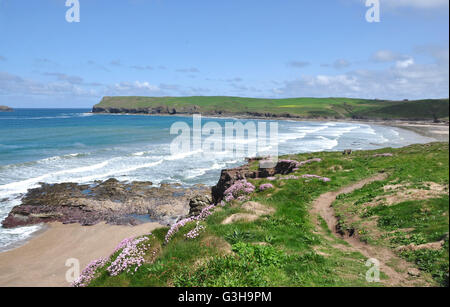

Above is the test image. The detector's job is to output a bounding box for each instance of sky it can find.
[0,0,448,108]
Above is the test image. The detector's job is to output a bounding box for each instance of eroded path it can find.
[311,173,432,287]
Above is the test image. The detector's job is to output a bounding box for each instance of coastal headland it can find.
[92,96,449,123]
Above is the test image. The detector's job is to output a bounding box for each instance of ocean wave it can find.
[0,224,44,252]
[38,153,87,163]
[184,162,226,179]
[0,113,94,120]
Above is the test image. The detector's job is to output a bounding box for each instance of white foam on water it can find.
[0,224,44,252]
[184,162,227,179]
[37,152,87,163]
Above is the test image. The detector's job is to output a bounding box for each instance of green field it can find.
[93,96,450,121]
[82,142,449,287]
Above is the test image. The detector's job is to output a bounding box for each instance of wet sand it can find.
[388,122,449,142]
[0,222,162,287]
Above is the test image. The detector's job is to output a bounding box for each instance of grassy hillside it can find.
[93,96,450,121]
[80,143,449,287]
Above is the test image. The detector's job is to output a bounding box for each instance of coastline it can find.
[0,221,163,287]
[382,122,449,142]
[0,114,447,287]
[92,111,449,141]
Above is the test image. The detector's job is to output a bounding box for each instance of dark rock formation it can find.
[0,105,13,112]
[188,194,213,216]
[91,105,308,120]
[211,158,297,203]
[92,105,200,115]
[2,179,210,228]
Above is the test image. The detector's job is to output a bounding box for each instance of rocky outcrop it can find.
[2,179,210,228]
[92,106,306,119]
[188,194,213,217]
[0,105,13,112]
[2,156,320,228]
[92,105,201,115]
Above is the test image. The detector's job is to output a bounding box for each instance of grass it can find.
[94,96,449,121]
[87,142,449,287]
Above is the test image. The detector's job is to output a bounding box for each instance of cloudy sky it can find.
[0,0,448,107]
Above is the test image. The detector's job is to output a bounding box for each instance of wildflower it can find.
[301,174,331,182]
[223,179,255,203]
[164,204,215,244]
[107,237,151,277]
[259,183,274,191]
[279,158,322,168]
[72,257,107,287]
[184,221,205,240]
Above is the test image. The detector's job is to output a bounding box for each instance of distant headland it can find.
[92,96,449,123]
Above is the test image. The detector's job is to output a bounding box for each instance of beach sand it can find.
[390,123,449,142]
[0,222,162,287]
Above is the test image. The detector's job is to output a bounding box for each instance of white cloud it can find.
[272,53,448,100]
[0,71,96,97]
[371,50,400,62]
[110,81,161,94]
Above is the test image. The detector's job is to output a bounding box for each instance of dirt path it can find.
[311,173,431,287]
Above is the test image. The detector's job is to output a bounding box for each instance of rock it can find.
[1,178,210,228]
[0,105,13,112]
[343,149,352,155]
[92,104,200,115]
[408,268,421,277]
[188,194,212,216]
[211,162,258,203]
[211,157,305,203]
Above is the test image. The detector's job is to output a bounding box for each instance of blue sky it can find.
[0,0,448,108]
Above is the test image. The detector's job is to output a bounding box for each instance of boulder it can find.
[1,178,209,228]
[188,194,212,216]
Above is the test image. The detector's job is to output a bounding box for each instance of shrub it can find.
[224,180,255,202]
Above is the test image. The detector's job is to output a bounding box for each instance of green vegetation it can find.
[88,142,449,287]
[333,143,449,286]
[94,96,449,121]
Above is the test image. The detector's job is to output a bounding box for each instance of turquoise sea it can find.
[0,109,433,250]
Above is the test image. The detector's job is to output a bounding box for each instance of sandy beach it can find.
[0,222,162,287]
[388,122,449,142]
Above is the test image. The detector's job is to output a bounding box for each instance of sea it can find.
[0,108,434,251]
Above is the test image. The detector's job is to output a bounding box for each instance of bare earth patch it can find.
[201,236,232,255]
[222,213,259,225]
[372,182,449,206]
